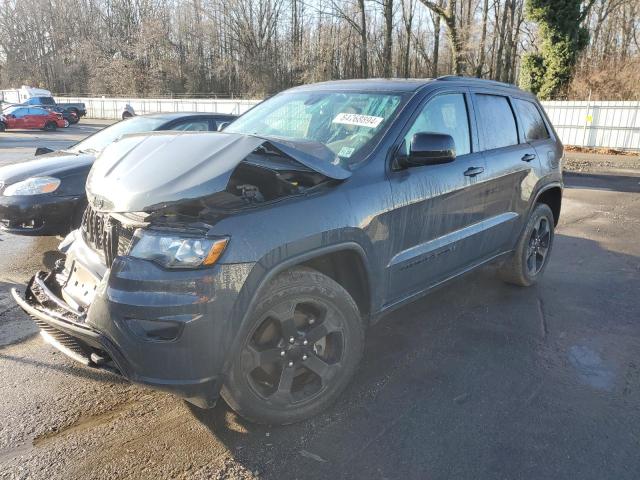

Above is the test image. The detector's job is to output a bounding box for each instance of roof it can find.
[141,111,237,120]
[286,76,525,94]
[290,78,433,93]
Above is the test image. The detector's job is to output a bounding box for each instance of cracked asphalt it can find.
[0,126,639,479]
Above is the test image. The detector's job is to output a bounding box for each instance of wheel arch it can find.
[221,242,374,377]
[255,242,372,321]
[533,183,563,226]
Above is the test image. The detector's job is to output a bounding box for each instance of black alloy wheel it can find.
[499,203,555,287]
[526,216,551,276]
[242,298,345,407]
[222,267,364,425]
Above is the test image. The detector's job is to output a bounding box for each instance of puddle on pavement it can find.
[568,344,615,391]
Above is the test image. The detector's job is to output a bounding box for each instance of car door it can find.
[471,91,542,249]
[25,108,44,128]
[386,89,489,303]
[511,97,556,178]
[10,108,29,128]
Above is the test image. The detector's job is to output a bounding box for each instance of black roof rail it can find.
[436,75,518,89]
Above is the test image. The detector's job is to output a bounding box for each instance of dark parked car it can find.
[13,77,563,424]
[0,112,237,235]
[47,105,77,126]
[23,96,87,123]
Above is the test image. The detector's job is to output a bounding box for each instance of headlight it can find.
[129,229,229,269]
[3,176,61,196]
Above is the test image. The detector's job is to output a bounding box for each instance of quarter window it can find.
[475,94,518,150]
[403,93,471,156]
[513,99,550,141]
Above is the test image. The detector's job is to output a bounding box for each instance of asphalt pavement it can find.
[0,125,639,479]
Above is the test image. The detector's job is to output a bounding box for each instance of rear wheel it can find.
[43,121,57,131]
[499,203,555,286]
[68,109,80,124]
[222,267,364,425]
[0,122,5,132]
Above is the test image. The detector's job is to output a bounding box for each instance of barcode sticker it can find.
[333,113,384,128]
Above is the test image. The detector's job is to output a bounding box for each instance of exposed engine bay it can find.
[148,146,334,226]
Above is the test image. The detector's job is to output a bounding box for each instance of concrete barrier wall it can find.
[56,95,640,150]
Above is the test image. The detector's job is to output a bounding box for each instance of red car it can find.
[0,105,67,131]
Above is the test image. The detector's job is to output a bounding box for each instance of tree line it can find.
[0,0,638,100]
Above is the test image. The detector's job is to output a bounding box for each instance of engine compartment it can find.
[147,149,334,226]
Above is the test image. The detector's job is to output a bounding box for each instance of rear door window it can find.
[475,94,518,150]
[169,119,210,131]
[513,99,550,141]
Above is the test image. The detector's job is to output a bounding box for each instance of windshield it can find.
[225,91,405,166]
[70,117,166,154]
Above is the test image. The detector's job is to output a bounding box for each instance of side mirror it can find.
[398,132,456,169]
[35,147,54,156]
[217,122,230,131]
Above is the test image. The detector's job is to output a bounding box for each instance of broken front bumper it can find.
[12,232,255,408]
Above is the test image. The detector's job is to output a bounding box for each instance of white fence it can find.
[541,101,640,151]
[57,95,640,151]
[54,96,261,120]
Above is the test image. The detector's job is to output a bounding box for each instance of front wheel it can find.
[499,203,555,287]
[221,267,364,425]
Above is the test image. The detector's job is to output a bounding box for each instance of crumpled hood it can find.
[0,150,95,187]
[86,131,350,213]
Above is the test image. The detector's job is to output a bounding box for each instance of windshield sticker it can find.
[338,146,355,158]
[333,113,384,129]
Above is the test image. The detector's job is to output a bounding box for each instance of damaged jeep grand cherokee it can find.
[13,77,563,424]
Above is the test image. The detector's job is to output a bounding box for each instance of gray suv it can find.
[13,77,563,424]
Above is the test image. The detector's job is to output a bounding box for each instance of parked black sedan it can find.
[0,112,237,235]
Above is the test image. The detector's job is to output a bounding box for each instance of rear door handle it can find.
[464,166,484,177]
[521,153,537,162]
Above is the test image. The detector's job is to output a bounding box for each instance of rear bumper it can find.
[0,194,83,235]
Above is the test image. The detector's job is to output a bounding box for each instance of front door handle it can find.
[521,153,537,162]
[464,166,484,177]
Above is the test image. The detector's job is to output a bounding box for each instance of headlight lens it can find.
[129,229,229,268]
[3,176,61,196]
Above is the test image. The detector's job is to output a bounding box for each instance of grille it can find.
[33,318,88,359]
[81,205,134,264]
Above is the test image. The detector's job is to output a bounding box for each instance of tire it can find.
[122,111,133,120]
[221,267,364,425]
[69,109,80,124]
[63,119,70,128]
[0,122,5,132]
[43,121,57,131]
[499,203,555,287]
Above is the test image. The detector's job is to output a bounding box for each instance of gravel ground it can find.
[0,130,639,479]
